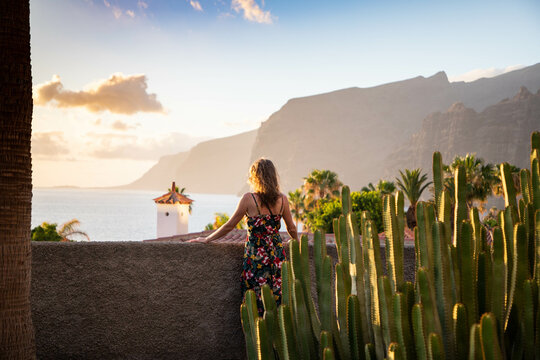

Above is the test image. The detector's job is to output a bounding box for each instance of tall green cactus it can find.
[412,304,428,360]
[416,267,442,339]
[452,303,468,360]
[433,151,444,214]
[490,227,506,336]
[347,294,366,360]
[278,304,299,360]
[453,165,468,265]
[364,219,385,359]
[459,222,477,327]
[432,221,453,354]
[468,324,482,360]
[393,292,415,360]
[383,194,404,293]
[479,313,504,360]
[500,162,518,210]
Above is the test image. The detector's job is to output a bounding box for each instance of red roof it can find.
[153,181,193,205]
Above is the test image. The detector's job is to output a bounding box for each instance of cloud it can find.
[34,73,165,115]
[126,9,135,18]
[86,132,210,160]
[189,0,203,11]
[111,120,138,131]
[31,132,70,159]
[138,1,148,9]
[231,0,273,24]
[449,65,524,83]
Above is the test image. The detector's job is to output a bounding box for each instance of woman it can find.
[190,158,298,314]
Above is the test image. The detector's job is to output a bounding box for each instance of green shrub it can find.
[304,190,383,233]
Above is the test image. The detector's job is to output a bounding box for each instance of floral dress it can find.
[241,194,287,315]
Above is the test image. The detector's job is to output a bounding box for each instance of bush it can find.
[304,190,383,233]
[31,222,62,242]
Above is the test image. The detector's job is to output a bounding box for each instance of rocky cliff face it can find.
[384,87,540,178]
[248,63,540,192]
[123,63,540,194]
[121,130,256,193]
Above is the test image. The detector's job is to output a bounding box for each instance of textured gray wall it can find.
[31,241,415,359]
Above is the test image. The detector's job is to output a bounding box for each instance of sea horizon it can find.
[32,188,240,242]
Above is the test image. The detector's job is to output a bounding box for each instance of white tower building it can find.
[153,181,194,238]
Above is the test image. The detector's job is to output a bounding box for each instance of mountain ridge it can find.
[118,63,540,194]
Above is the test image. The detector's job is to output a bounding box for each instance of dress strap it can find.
[279,195,284,215]
[259,194,274,217]
[251,193,261,215]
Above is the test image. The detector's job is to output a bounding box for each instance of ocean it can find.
[31,188,240,241]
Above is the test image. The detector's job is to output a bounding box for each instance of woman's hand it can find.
[186,237,208,243]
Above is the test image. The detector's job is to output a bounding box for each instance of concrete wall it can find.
[31,241,415,359]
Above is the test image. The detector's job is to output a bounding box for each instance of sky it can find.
[30,0,540,188]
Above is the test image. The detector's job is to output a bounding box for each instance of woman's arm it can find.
[202,193,249,243]
[281,194,298,241]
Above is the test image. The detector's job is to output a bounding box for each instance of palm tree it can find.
[361,179,396,195]
[288,189,305,231]
[443,154,503,210]
[58,219,90,242]
[303,169,342,210]
[0,1,36,356]
[395,169,432,229]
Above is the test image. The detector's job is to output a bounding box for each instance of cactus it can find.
[241,301,258,360]
[433,151,444,213]
[452,303,468,360]
[427,333,444,360]
[490,227,506,336]
[278,305,299,360]
[500,162,518,210]
[522,279,536,360]
[319,330,332,355]
[468,324,482,360]
[454,165,468,258]
[393,292,415,360]
[262,284,283,357]
[521,169,532,204]
[470,207,482,257]
[292,278,316,359]
[416,267,442,339]
[365,343,376,360]
[379,275,397,348]
[412,304,428,360]
[383,194,404,293]
[532,158,540,210]
[322,347,334,360]
[388,342,403,360]
[459,222,478,327]
[314,230,326,300]
[505,223,528,329]
[364,220,385,359]
[257,317,275,360]
[431,221,453,354]
[533,209,540,290]
[479,313,504,360]
[347,294,366,360]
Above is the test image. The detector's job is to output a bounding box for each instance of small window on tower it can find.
[165,212,169,216]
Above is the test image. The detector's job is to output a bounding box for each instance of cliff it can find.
[123,63,540,194]
[120,130,257,193]
[384,87,540,177]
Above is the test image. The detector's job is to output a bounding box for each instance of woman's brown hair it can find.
[248,158,281,207]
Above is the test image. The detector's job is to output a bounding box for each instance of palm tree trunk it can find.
[0,1,36,358]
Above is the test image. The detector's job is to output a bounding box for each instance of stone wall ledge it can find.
[31,241,415,359]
